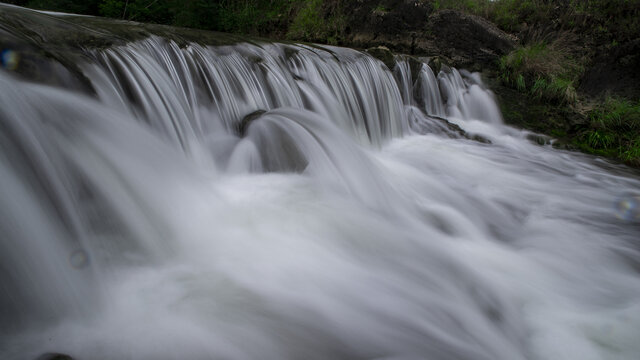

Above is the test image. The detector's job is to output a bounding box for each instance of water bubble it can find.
[1,49,20,71]
[615,194,640,221]
[69,249,90,269]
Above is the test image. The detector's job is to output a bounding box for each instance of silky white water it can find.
[1,37,639,360]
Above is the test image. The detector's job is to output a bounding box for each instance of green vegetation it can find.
[372,4,391,14]
[4,0,344,41]
[98,0,173,24]
[499,39,582,104]
[576,98,640,165]
[9,0,639,45]
[287,0,345,44]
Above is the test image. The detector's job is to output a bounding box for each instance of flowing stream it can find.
[1,35,640,360]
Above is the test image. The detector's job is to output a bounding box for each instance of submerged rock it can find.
[526,133,553,146]
[238,110,267,136]
[411,113,492,144]
[36,353,73,360]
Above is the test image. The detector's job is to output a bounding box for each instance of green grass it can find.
[287,0,345,44]
[372,4,390,14]
[499,41,582,104]
[576,98,640,165]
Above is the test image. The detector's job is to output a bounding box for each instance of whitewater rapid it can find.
[0,36,639,360]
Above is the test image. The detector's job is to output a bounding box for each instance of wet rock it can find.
[395,54,424,79]
[415,114,492,144]
[405,55,423,81]
[526,133,553,146]
[366,46,395,70]
[427,56,443,74]
[283,46,299,60]
[238,110,266,136]
[0,3,246,90]
[36,353,73,360]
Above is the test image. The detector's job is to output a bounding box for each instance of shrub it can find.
[499,38,582,104]
[287,0,345,44]
[577,98,640,163]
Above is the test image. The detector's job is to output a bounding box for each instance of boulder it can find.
[427,10,517,68]
[238,110,266,136]
[365,46,395,70]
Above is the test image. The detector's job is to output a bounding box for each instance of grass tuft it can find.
[575,98,640,164]
[499,38,583,104]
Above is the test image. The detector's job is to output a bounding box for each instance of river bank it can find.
[4,0,640,166]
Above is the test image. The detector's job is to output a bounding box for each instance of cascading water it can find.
[1,26,640,360]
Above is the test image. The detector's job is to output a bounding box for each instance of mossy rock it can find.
[405,55,423,81]
[365,46,395,70]
[427,56,443,74]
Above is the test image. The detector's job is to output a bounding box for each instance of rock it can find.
[365,46,395,70]
[395,54,424,79]
[427,10,517,68]
[238,110,266,136]
[427,56,442,74]
[405,55,423,81]
[526,133,553,146]
[416,114,492,144]
[359,0,432,36]
[0,3,246,89]
[580,38,640,99]
[341,4,516,70]
[36,353,73,360]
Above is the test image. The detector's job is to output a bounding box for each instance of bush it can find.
[287,0,345,43]
[577,98,640,164]
[27,0,101,15]
[499,38,582,104]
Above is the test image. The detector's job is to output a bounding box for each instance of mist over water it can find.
[1,36,639,360]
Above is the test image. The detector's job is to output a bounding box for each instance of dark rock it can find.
[238,110,266,136]
[339,0,439,57]
[342,5,516,70]
[426,56,443,74]
[358,0,432,36]
[365,46,395,70]
[395,54,424,79]
[526,133,553,146]
[414,114,492,144]
[0,3,248,90]
[580,38,640,99]
[283,46,299,60]
[427,10,517,68]
[405,55,423,81]
[36,353,73,360]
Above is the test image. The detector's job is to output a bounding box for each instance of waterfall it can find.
[1,32,640,360]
